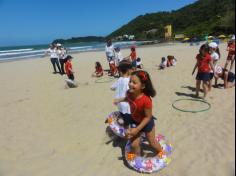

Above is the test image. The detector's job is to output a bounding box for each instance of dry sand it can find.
[0,43,234,176]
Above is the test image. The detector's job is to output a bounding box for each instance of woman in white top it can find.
[46,43,62,74]
[57,44,67,74]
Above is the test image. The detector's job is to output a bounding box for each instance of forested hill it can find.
[107,0,235,40]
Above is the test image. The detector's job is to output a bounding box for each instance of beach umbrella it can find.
[218,35,226,38]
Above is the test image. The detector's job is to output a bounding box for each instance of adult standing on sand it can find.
[46,43,62,74]
[57,43,67,74]
[105,40,115,73]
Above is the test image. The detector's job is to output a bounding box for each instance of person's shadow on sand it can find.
[105,127,133,170]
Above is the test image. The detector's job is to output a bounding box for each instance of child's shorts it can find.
[196,72,210,82]
[68,74,74,81]
[209,73,214,80]
[121,113,155,133]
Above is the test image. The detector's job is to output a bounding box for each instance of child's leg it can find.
[209,79,212,91]
[230,56,235,72]
[146,128,162,156]
[196,80,201,97]
[130,135,141,156]
[202,81,208,99]
[224,58,230,70]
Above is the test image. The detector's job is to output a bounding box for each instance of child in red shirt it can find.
[192,44,215,99]
[65,55,74,80]
[125,46,137,69]
[114,70,164,158]
[224,36,235,72]
[92,62,103,77]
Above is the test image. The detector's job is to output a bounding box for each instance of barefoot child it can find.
[192,44,215,99]
[224,36,235,72]
[65,55,75,81]
[114,70,164,157]
[92,62,103,77]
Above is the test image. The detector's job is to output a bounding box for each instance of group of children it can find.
[46,43,76,83]
[158,55,177,70]
[104,40,143,77]
[110,61,164,159]
[192,36,235,99]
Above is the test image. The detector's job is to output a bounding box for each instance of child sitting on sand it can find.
[92,62,103,77]
[158,57,167,70]
[65,55,75,81]
[111,61,132,125]
[114,70,164,158]
[167,55,177,67]
[214,66,235,89]
[136,57,143,69]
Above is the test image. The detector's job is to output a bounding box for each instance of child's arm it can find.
[192,62,198,75]
[127,108,152,138]
[113,97,127,105]
[111,81,118,91]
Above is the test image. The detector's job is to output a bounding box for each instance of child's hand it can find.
[113,99,119,105]
[126,128,139,138]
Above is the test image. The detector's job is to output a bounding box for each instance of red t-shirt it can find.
[127,92,152,123]
[228,42,235,56]
[196,53,212,73]
[130,51,136,61]
[95,66,103,73]
[65,61,72,75]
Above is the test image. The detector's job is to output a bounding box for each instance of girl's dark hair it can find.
[161,57,166,62]
[95,62,102,68]
[131,70,156,97]
[136,57,141,62]
[199,44,210,57]
[118,61,132,74]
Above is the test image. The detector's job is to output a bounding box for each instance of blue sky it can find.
[0,0,197,46]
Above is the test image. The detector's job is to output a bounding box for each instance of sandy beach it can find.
[0,43,235,176]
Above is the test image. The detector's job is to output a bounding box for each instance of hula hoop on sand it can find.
[125,134,172,173]
[106,111,126,138]
[172,99,211,113]
[95,76,114,83]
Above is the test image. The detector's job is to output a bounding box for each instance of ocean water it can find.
[0,41,145,62]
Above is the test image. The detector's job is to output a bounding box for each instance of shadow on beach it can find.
[104,127,134,171]
[175,92,203,99]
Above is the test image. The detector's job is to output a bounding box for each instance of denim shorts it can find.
[196,72,210,81]
[120,113,155,133]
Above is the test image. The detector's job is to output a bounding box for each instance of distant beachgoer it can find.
[208,42,220,90]
[114,46,123,66]
[57,43,67,74]
[224,35,235,72]
[125,46,137,69]
[65,55,74,80]
[167,55,176,67]
[158,57,167,70]
[92,62,103,77]
[192,44,215,99]
[46,43,62,74]
[136,57,143,69]
[214,66,235,89]
[105,40,115,74]
[113,70,164,158]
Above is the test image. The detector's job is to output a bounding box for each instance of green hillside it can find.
[107,0,235,40]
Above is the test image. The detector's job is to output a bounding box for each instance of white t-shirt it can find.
[47,48,58,58]
[57,48,66,59]
[111,77,130,114]
[211,52,219,62]
[114,51,123,66]
[105,45,114,58]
